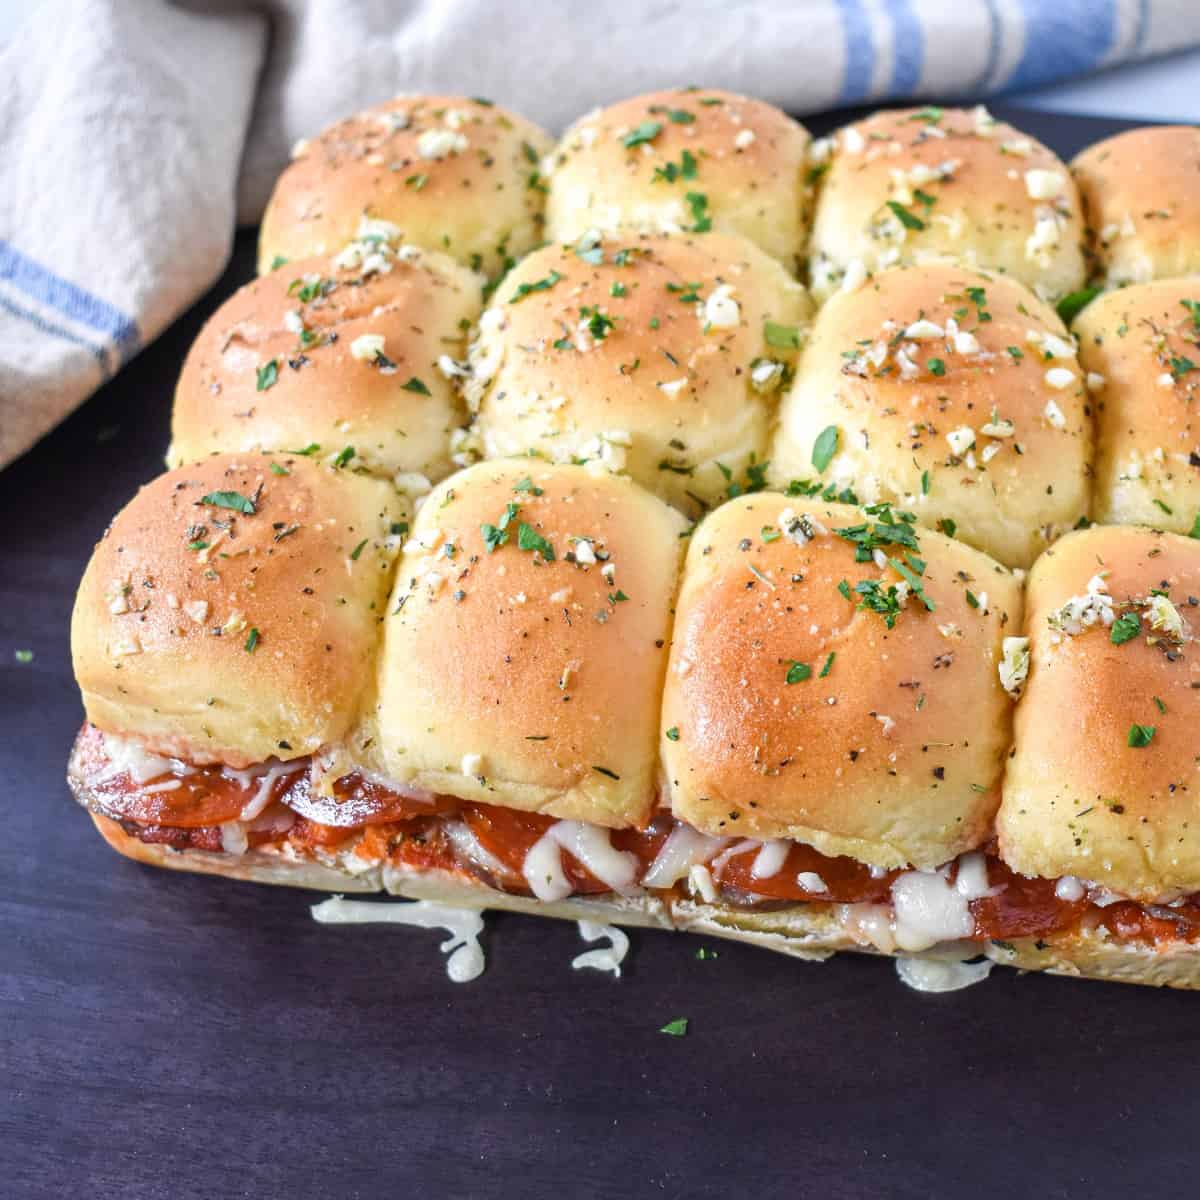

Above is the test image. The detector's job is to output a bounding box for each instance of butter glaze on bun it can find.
[808,106,1085,304]
[259,95,555,278]
[546,89,812,272]
[172,238,482,483]
[71,454,404,767]
[364,461,687,828]
[769,263,1091,569]
[467,232,812,514]
[1074,279,1200,532]
[997,525,1200,901]
[1072,126,1200,286]
[661,494,1022,869]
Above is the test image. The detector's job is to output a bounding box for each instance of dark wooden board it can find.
[2,107,1194,1200]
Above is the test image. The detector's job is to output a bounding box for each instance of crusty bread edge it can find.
[92,814,1200,989]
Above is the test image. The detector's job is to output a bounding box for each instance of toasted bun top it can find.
[997,525,1200,900]
[1071,126,1200,286]
[363,460,688,828]
[467,231,812,514]
[1076,279,1200,532]
[71,455,403,767]
[661,495,1021,869]
[808,106,1085,303]
[172,239,482,483]
[258,95,554,278]
[769,263,1092,569]
[545,89,811,272]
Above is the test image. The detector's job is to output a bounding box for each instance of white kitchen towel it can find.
[2,0,1199,470]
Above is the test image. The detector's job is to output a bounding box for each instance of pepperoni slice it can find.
[969,859,1089,940]
[713,841,898,904]
[282,772,460,828]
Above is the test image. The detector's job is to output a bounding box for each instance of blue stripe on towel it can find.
[0,239,139,361]
[836,0,877,104]
[888,0,924,95]
[0,293,110,374]
[1004,0,1118,92]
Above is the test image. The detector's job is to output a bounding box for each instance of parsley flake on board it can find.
[659,1017,689,1037]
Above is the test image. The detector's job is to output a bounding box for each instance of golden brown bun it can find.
[1075,280,1200,531]
[363,460,688,828]
[467,232,812,514]
[71,454,404,767]
[808,106,1085,304]
[93,823,1200,989]
[1072,126,1200,286]
[171,241,482,483]
[998,525,1200,900]
[769,263,1091,569]
[259,96,554,278]
[546,89,811,272]
[660,494,1022,869]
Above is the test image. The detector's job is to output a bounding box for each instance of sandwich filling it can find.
[69,724,1200,953]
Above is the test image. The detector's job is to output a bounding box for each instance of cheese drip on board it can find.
[571,921,630,977]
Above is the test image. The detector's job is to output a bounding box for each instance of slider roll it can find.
[808,106,1085,304]
[1071,126,1200,287]
[467,232,812,514]
[171,236,482,484]
[259,95,555,278]
[769,264,1091,569]
[1074,280,1200,533]
[546,89,812,273]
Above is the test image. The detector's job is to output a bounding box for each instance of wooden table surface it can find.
[2,108,1194,1200]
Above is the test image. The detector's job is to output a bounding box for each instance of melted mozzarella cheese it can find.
[895,955,993,993]
[571,920,630,977]
[443,820,512,879]
[642,825,727,888]
[99,732,193,785]
[311,896,487,983]
[219,821,249,856]
[548,822,639,894]
[891,870,974,952]
[751,840,789,880]
[688,863,719,903]
[235,762,306,821]
[1054,875,1085,902]
[954,851,999,900]
[523,833,572,902]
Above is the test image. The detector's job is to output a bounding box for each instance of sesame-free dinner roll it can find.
[259,95,555,278]
[171,233,482,484]
[661,494,1022,870]
[997,525,1200,901]
[71,454,403,768]
[546,88,812,273]
[769,263,1091,569]
[1076,280,1200,532]
[808,105,1085,304]
[466,232,812,514]
[364,461,687,829]
[1072,126,1200,287]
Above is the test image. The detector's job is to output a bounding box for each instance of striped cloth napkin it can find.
[2,0,1198,470]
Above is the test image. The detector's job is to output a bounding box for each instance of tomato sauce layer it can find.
[73,724,1200,947]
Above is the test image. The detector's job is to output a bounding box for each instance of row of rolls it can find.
[72,89,1200,957]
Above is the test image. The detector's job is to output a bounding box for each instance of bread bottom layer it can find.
[93,814,1200,989]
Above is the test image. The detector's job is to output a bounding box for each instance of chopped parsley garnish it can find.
[349,538,369,561]
[812,425,839,473]
[1153,498,1173,515]
[1110,611,1141,644]
[592,765,620,780]
[288,276,324,303]
[921,469,931,495]
[509,270,563,303]
[256,360,279,391]
[269,462,289,476]
[1182,299,1200,330]
[1127,723,1156,748]
[199,490,256,515]
[1007,346,1024,362]
[622,120,662,148]
[611,281,627,298]
[402,376,431,395]
[965,286,991,322]
[695,947,718,960]
[187,540,208,551]
[819,651,836,678]
[927,357,946,377]
[288,443,321,456]
[850,579,906,627]
[665,108,695,124]
[333,446,356,469]
[1190,511,1200,539]
[966,590,980,609]
[1170,355,1196,379]
[761,525,781,543]
[685,191,712,232]
[1154,696,1167,714]
[581,306,615,340]
[517,522,555,560]
[909,106,943,124]
[665,727,680,742]
[244,627,260,654]
[764,321,801,350]
[514,477,543,496]
[886,200,925,231]
[833,503,921,563]
[405,173,428,190]
[653,149,699,184]
[481,502,521,552]
[268,255,288,271]
[721,455,770,499]
[1055,287,1101,325]
[659,1017,688,1037]
[937,517,957,538]
[608,590,629,605]
[785,661,812,684]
